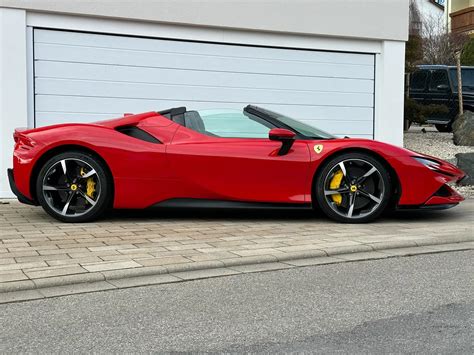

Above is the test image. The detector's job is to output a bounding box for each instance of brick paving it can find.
[0,200,473,289]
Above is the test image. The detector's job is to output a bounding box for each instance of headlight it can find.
[413,157,442,171]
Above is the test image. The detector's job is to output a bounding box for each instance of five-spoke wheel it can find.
[36,151,111,222]
[315,153,392,223]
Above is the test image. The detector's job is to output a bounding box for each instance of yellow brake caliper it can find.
[80,168,96,199]
[329,170,344,206]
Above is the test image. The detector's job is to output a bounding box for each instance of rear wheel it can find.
[36,151,112,222]
[315,153,392,223]
[435,123,452,132]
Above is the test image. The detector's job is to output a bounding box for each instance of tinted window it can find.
[186,109,275,138]
[410,71,428,91]
[429,70,449,91]
[449,68,474,92]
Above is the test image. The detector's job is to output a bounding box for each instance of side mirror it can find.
[436,84,450,92]
[269,128,296,156]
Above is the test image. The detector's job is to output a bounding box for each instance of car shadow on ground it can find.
[104,206,462,224]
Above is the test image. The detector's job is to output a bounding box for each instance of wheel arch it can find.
[30,144,114,204]
[311,147,401,207]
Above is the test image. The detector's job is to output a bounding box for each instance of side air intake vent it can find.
[115,126,161,144]
[433,184,453,197]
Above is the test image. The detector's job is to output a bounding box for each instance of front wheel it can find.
[36,151,112,222]
[314,153,392,223]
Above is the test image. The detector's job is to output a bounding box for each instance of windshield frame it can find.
[244,105,336,140]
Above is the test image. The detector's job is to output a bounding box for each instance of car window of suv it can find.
[429,70,450,92]
[410,71,428,91]
[449,68,474,92]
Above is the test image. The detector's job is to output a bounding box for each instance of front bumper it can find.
[397,184,464,210]
[7,169,37,205]
[423,183,465,206]
[392,153,466,209]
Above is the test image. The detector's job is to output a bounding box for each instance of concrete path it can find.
[1,199,473,302]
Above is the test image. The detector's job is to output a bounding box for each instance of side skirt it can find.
[152,198,312,210]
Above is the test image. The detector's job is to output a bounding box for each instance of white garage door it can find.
[33,29,375,138]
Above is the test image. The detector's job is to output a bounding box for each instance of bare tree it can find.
[406,0,423,73]
[409,0,422,37]
[404,2,466,129]
[421,12,469,65]
[418,8,469,115]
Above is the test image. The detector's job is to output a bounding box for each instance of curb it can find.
[1,238,473,303]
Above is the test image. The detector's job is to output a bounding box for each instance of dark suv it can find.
[409,65,474,132]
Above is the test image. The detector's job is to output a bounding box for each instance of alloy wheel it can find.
[323,158,385,220]
[41,158,101,217]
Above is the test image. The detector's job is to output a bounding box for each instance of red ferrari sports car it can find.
[8,105,466,223]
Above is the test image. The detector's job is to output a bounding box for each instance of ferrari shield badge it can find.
[314,144,324,154]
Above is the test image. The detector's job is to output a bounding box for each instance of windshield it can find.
[247,106,336,139]
[449,68,474,92]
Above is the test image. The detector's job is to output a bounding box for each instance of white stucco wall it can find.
[0,8,28,198]
[0,0,409,41]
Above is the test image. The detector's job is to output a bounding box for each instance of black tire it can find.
[314,152,392,223]
[36,151,112,222]
[435,123,452,132]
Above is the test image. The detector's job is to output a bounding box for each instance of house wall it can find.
[0,0,409,41]
[0,8,28,198]
[416,0,445,21]
[414,0,445,36]
[447,0,474,30]
[450,0,474,13]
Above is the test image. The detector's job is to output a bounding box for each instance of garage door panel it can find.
[36,95,373,124]
[35,29,375,66]
[36,112,122,123]
[33,29,375,138]
[300,120,372,135]
[263,105,373,122]
[36,61,374,94]
[35,43,375,80]
[36,78,374,107]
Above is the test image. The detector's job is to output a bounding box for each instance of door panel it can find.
[409,70,428,104]
[426,70,454,123]
[167,127,311,203]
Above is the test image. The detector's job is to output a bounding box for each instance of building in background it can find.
[411,0,445,37]
[0,0,409,198]
[447,0,474,34]
[417,0,446,24]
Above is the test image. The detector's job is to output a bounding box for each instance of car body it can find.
[409,64,474,132]
[8,105,466,223]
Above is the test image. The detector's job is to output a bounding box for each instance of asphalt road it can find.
[1,251,473,353]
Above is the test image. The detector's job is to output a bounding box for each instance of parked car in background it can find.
[409,65,474,132]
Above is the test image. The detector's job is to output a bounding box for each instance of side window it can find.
[185,109,275,138]
[410,71,428,91]
[429,70,449,92]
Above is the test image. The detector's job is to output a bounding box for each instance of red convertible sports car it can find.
[9,105,466,223]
